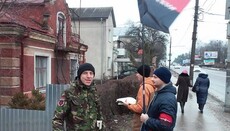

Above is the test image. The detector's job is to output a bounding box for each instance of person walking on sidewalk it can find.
[175,69,193,113]
[140,67,177,131]
[123,65,156,131]
[193,71,210,113]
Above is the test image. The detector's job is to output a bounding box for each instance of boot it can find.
[199,104,204,113]
[180,102,184,113]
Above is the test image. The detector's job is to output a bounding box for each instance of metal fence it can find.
[0,84,69,131]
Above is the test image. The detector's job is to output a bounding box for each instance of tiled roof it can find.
[0,12,47,33]
[0,0,46,32]
[4,0,44,4]
[70,7,116,27]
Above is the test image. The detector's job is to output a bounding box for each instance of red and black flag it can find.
[137,0,190,33]
[137,0,190,114]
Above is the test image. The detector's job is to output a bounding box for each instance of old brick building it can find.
[0,0,87,105]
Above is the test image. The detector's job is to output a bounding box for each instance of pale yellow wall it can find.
[71,13,115,80]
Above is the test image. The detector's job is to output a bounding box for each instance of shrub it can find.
[8,89,45,110]
[8,92,29,109]
[96,74,140,121]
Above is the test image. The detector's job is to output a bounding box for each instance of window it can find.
[58,16,64,44]
[108,28,112,43]
[70,59,79,81]
[57,12,66,47]
[35,56,48,88]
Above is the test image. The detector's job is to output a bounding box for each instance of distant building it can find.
[70,7,116,80]
[115,36,141,74]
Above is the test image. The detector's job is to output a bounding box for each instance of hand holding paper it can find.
[116,97,136,106]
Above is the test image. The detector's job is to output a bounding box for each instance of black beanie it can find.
[77,63,95,78]
[137,64,151,77]
[153,67,171,83]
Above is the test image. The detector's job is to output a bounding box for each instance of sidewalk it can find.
[171,75,229,131]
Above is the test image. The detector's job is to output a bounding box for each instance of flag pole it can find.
[141,24,146,113]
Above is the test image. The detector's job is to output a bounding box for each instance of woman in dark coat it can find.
[175,70,192,113]
[193,71,210,113]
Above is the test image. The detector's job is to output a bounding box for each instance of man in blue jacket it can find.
[140,67,177,131]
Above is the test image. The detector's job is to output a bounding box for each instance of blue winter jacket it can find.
[141,83,177,131]
[194,73,210,104]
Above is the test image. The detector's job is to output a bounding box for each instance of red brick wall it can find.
[0,45,21,105]
[23,55,34,92]
[51,58,57,83]
[0,0,84,105]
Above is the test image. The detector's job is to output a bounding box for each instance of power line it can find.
[204,0,216,12]
[200,10,224,16]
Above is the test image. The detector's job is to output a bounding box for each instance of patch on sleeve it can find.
[57,96,65,107]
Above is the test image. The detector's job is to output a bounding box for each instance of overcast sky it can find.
[66,0,228,61]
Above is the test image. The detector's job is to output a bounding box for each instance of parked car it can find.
[174,65,181,69]
[114,69,137,79]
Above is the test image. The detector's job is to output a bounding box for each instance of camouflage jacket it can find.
[52,80,103,131]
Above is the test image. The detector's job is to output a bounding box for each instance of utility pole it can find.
[189,0,199,84]
[224,0,230,112]
[225,38,230,112]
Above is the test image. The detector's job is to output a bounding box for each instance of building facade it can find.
[70,7,116,80]
[0,0,87,105]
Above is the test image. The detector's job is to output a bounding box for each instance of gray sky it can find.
[66,0,228,61]
[66,0,140,27]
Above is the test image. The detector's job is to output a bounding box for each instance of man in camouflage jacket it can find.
[52,63,103,131]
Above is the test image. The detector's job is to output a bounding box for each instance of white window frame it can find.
[34,53,51,89]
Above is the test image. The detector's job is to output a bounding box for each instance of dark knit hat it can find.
[77,63,95,78]
[137,64,151,77]
[153,67,171,83]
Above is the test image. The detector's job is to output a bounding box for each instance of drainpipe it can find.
[100,18,104,84]
[19,30,29,92]
[20,38,24,92]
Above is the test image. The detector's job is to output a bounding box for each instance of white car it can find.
[174,65,181,69]
[193,66,201,72]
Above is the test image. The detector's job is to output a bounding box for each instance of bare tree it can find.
[124,23,168,67]
[0,0,19,17]
[197,40,227,66]
[174,40,227,67]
